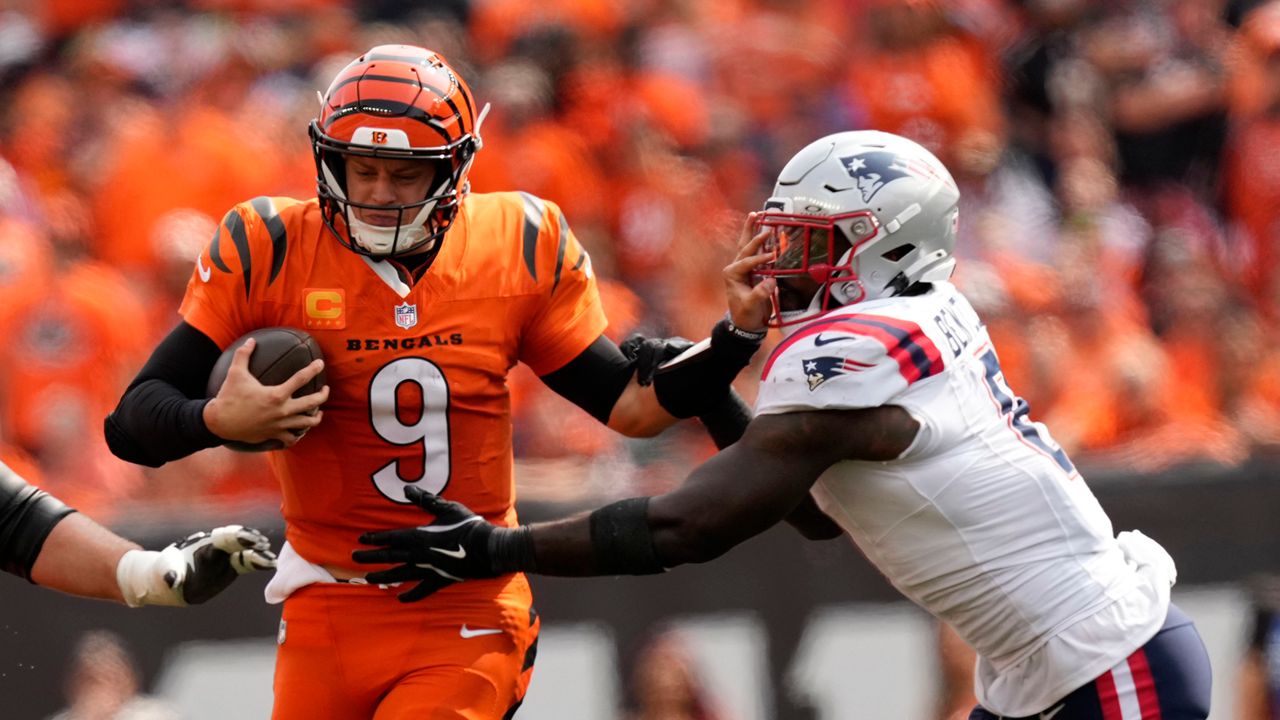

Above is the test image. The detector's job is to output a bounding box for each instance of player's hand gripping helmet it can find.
[754,131,960,328]
[310,45,489,258]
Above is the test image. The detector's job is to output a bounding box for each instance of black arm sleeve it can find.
[0,461,75,581]
[103,321,226,468]
[538,335,635,423]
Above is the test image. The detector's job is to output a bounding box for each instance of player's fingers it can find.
[280,410,324,432]
[209,525,255,552]
[355,528,419,547]
[351,547,413,565]
[735,212,760,249]
[284,386,329,417]
[398,576,454,603]
[279,359,325,397]
[737,225,769,257]
[229,338,256,370]
[725,251,774,278]
[235,527,273,551]
[231,549,277,573]
[276,431,303,448]
[363,564,425,585]
[220,342,260,389]
[752,278,777,301]
[403,486,468,521]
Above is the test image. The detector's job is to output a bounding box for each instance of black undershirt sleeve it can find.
[103,321,226,468]
[539,335,635,424]
[0,461,75,581]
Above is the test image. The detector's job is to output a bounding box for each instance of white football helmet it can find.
[754,130,960,328]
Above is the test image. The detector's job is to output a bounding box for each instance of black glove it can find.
[353,486,530,602]
[623,320,764,418]
[618,334,694,387]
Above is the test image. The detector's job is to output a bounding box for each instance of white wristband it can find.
[116,548,185,607]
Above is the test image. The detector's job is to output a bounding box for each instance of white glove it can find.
[116,525,278,607]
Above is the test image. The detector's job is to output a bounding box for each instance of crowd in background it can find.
[1,0,1279,523]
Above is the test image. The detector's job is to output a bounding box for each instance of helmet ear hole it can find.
[881,243,915,262]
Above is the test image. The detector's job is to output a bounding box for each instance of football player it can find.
[104,46,762,718]
[1,459,275,606]
[354,131,1215,720]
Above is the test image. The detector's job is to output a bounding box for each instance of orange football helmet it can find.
[310,45,488,258]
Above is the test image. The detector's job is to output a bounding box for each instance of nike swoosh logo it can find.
[460,624,504,639]
[432,545,467,560]
[196,255,211,282]
[1040,704,1065,720]
[813,333,855,346]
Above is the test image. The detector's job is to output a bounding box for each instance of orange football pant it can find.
[272,579,539,720]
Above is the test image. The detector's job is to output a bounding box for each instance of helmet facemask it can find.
[753,210,881,328]
[311,123,478,258]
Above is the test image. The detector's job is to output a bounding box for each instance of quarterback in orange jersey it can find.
[104,46,765,719]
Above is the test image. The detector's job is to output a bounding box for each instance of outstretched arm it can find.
[3,462,275,605]
[30,512,136,602]
[354,404,918,600]
[539,216,777,438]
[539,405,916,571]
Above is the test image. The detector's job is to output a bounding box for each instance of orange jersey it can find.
[180,192,606,576]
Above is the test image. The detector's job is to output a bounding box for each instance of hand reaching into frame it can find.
[353,486,510,602]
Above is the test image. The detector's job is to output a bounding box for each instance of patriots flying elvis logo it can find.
[804,355,875,391]
[839,151,910,202]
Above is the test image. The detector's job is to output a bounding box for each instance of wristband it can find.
[588,498,664,575]
[651,319,764,418]
[722,315,767,343]
[487,525,537,574]
[116,548,185,607]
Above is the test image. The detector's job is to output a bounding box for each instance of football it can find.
[205,327,327,452]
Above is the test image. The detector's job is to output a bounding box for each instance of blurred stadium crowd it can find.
[0,0,1278,523]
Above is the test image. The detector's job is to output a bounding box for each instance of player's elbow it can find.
[606,413,668,438]
[103,412,165,468]
[606,382,678,438]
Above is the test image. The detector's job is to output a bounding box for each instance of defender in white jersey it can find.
[352,131,1213,719]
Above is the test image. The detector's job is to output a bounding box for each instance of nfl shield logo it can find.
[393,302,418,329]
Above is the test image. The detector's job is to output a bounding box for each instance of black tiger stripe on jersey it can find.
[551,213,569,293]
[248,197,288,285]
[223,208,252,300]
[519,192,545,282]
[208,221,232,274]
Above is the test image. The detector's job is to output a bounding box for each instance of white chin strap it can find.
[349,201,436,257]
[320,159,440,257]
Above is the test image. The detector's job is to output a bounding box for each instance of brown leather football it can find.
[205,327,326,452]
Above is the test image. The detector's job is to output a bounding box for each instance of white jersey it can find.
[755,282,1174,716]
